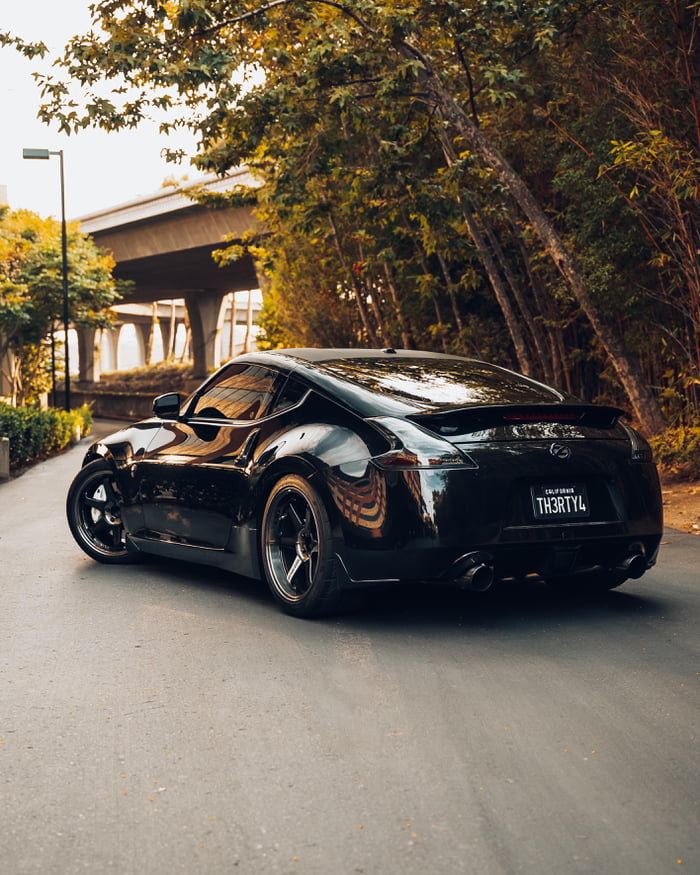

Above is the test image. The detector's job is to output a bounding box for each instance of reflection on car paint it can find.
[67,348,663,617]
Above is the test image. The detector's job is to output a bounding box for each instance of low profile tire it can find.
[261,474,341,617]
[548,570,626,594]
[66,460,140,564]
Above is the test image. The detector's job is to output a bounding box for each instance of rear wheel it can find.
[261,475,341,617]
[66,460,140,564]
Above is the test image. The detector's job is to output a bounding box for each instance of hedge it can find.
[0,403,93,468]
[649,426,700,481]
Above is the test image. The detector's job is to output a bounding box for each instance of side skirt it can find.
[128,532,260,578]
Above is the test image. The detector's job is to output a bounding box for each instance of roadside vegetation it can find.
[649,427,700,481]
[0,207,121,406]
[0,205,119,472]
[98,361,194,395]
[0,402,92,470]
[2,1,699,478]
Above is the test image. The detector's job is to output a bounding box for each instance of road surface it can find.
[1,424,698,874]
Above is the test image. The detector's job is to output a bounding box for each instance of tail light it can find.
[620,422,653,462]
[369,416,478,470]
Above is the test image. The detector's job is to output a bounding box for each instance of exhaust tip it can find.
[617,553,647,580]
[461,563,494,592]
[452,552,495,592]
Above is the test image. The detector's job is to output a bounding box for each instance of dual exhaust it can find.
[450,548,649,592]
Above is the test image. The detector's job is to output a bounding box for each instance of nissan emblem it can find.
[549,442,571,460]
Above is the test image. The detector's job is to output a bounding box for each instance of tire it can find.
[261,474,341,617]
[66,460,141,564]
[548,570,626,594]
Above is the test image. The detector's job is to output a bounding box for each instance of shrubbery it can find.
[0,403,93,468]
[99,362,193,395]
[649,427,700,481]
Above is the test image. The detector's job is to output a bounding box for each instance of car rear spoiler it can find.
[408,404,626,435]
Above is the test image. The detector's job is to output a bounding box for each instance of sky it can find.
[1,0,199,221]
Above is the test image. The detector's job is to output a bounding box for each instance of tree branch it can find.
[191,0,378,39]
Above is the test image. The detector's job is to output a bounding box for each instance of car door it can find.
[135,362,283,549]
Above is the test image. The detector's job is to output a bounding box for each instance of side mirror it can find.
[153,392,182,419]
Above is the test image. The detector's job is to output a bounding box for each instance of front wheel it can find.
[261,475,341,617]
[66,460,140,564]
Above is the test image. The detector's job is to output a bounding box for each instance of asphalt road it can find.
[1,424,698,875]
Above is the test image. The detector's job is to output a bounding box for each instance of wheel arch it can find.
[81,441,123,470]
[251,420,376,534]
[254,456,341,535]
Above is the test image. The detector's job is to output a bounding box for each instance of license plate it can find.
[531,484,590,520]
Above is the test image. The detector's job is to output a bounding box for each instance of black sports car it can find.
[67,348,663,616]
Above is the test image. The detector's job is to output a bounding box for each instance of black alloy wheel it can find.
[66,460,139,564]
[261,474,341,617]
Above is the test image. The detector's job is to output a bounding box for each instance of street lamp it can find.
[22,148,71,411]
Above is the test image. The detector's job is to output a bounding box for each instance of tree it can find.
[504,0,700,421]
[0,207,120,404]
[6,0,690,432]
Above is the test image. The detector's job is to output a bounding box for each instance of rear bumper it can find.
[332,463,662,587]
[327,440,663,588]
[336,529,662,587]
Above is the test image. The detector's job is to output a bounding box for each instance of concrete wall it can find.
[70,390,153,421]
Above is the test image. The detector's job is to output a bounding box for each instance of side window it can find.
[269,376,308,416]
[192,364,279,421]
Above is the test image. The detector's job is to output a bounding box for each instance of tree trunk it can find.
[327,213,378,345]
[412,243,448,352]
[454,192,534,375]
[382,262,413,349]
[436,251,464,333]
[436,126,537,376]
[420,66,666,433]
[474,199,555,378]
[358,245,386,342]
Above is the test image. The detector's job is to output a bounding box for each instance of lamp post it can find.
[22,148,71,411]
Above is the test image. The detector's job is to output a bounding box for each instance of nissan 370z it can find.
[66,349,663,616]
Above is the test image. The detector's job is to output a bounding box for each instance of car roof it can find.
[259,347,459,363]
[236,348,569,418]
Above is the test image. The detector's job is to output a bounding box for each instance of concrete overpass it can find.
[78,169,262,382]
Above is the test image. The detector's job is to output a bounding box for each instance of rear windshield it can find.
[318,357,561,407]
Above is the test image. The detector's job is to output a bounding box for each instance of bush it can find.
[99,362,193,395]
[0,403,93,468]
[649,426,700,481]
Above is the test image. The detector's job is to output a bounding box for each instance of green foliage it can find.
[0,209,120,338]
[0,403,93,468]
[19,341,55,405]
[5,0,700,429]
[98,362,194,394]
[0,208,122,403]
[649,427,700,480]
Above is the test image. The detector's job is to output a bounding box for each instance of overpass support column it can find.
[99,327,119,373]
[76,327,100,385]
[160,320,173,361]
[185,290,226,379]
[135,322,152,366]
